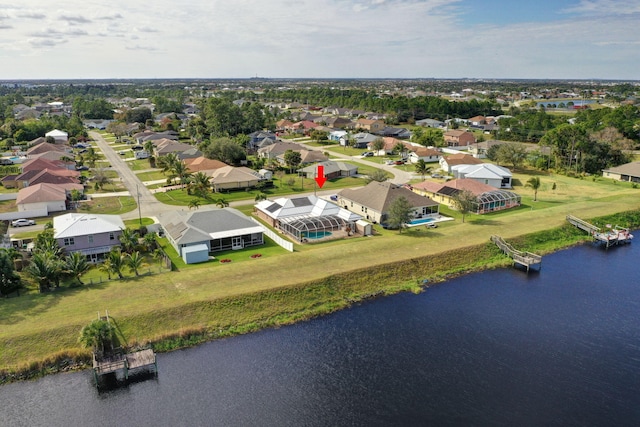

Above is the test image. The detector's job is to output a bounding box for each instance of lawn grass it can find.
[2,172,640,378]
[128,159,155,171]
[136,170,167,182]
[77,196,137,215]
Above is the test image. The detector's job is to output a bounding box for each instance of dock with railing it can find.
[566,215,634,248]
[491,235,542,272]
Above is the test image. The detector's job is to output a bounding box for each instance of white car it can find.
[361,152,374,157]
[11,219,35,227]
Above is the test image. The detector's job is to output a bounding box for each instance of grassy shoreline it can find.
[3,209,638,385]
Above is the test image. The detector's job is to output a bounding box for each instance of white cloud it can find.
[0,0,637,79]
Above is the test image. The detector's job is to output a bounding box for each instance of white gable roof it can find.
[54,213,124,239]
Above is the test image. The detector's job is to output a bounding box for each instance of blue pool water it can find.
[306,231,332,239]
[409,217,435,225]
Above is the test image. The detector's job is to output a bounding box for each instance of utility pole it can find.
[137,184,142,226]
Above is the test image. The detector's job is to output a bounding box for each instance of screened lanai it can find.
[279,214,351,241]
[475,190,521,214]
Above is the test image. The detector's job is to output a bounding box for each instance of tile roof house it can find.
[154,140,195,157]
[276,149,327,166]
[16,183,83,214]
[53,213,125,261]
[412,178,521,214]
[443,130,476,147]
[602,161,640,183]
[439,153,484,173]
[26,142,69,157]
[183,157,228,173]
[159,208,265,264]
[407,147,442,164]
[14,168,80,189]
[21,158,74,173]
[355,118,385,132]
[29,150,77,164]
[350,132,378,149]
[338,181,439,224]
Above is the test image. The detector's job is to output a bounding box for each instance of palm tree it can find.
[78,319,116,356]
[215,198,229,208]
[414,159,431,180]
[118,228,139,254]
[142,232,158,252]
[65,252,90,285]
[159,152,179,175]
[526,176,541,201]
[172,162,192,188]
[188,172,211,198]
[99,257,113,280]
[143,140,155,157]
[188,199,201,210]
[25,252,58,292]
[125,251,145,276]
[107,249,125,279]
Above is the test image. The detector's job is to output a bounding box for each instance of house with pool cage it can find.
[255,195,363,242]
[412,178,521,214]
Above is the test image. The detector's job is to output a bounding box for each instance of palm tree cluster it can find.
[157,153,194,188]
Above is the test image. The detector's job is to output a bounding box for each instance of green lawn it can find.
[128,159,155,171]
[3,169,640,374]
[77,196,137,215]
[137,171,167,182]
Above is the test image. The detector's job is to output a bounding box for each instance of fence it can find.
[252,218,294,252]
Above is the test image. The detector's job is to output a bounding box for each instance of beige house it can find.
[211,166,261,192]
[338,181,439,224]
[443,130,476,147]
[602,162,640,183]
[355,118,385,132]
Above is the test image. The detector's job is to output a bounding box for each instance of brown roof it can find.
[339,181,438,213]
[21,158,68,173]
[183,157,228,172]
[442,178,496,195]
[26,142,68,156]
[16,183,78,205]
[443,153,483,166]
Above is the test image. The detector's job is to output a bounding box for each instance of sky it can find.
[0,0,639,80]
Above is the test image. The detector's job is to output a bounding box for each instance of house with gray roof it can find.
[451,163,513,188]
[53,213,125,262]
[159,208,265,264]
[602,161,640,183]
[338,181,439,225]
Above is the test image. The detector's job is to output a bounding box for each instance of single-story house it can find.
[443,130,476,147]
[376,127,412,139]
[183,157,228,173]
[16,183,84,214]
[154,140,195,157]
[602,161,640,183]
[407,147,442,164]
[160,208,265,264]
[53,213,125,262]
[45,129,69,144]
[338,181,439,224]
[257,141,303,160]
[411,178,521,214]
[439,153,484,173]
[276,149,327,166]
[255,195,363,241]
[350,132,377,149]
[355,118,385,132]
[451,163,513,188]
[467,140,506,158]
[14,168,80,189]
[26,141,69,158]
[297,161,358,179]
[329,130,348,143]
[210,166,262,192]
[21,157,75,173]
[415,118,445,128]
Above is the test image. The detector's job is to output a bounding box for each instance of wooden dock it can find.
[566,215,634,248]
[93,349,157,387]
[491,235,542,272]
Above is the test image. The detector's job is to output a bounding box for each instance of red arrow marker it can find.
[315,165,327,188]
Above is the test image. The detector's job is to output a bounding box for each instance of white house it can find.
[45,129,69,144]
[15,183,83,215]
[451,163,513,188]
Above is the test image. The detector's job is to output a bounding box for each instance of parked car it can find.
[394,160,405,165]
[361,152,374,157]
[0,158,13,165]
[131,145,145,151]
[75,165,89,171]
[135,151,150,160]
[11,219,35,227]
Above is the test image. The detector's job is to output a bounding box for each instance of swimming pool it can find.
[408,217,435,226]
[305,231,333,239]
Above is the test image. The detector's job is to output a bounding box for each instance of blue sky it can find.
[458,0,578,25]
[0,0,638,80]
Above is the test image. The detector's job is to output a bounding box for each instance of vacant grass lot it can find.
[1,172,640,376]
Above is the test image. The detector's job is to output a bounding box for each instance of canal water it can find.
[2,239,640,426]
